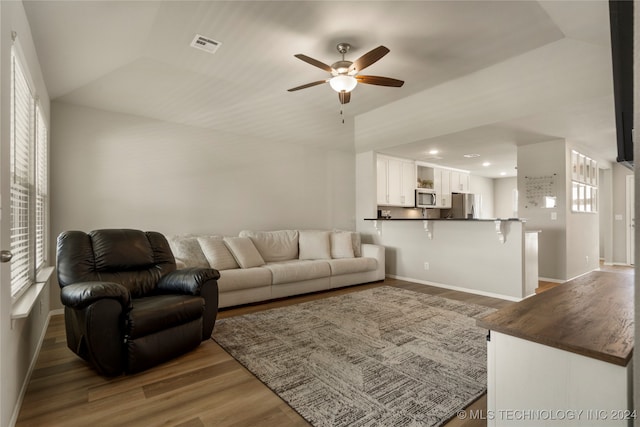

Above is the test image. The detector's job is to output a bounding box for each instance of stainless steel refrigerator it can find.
[451,193,481,219]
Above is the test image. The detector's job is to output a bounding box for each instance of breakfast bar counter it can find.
[477,271,633,426]
[359,217,537,300]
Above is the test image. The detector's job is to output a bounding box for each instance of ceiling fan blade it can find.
[356,75,404,87]
[348,46,390,73]
[287,80,329,92]
[294,54,333,72]
[339,91,351,104]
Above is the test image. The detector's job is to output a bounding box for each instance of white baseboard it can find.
[9,310,58,427]
[540,266,628,285]
[386,274,522,302]
[538,277,565,283]
[599,259,633,267]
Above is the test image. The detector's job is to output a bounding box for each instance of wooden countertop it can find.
[363,218,523,222]
[477,271,633,366]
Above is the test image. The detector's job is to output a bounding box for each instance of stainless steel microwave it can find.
[415,189,437,207]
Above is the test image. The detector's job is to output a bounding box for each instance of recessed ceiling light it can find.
[463,153,480,158]
[429,149,439,155]
[482,162,491,167]
[500,172,507,176]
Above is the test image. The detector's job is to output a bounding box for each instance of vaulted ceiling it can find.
[23,0,616,177]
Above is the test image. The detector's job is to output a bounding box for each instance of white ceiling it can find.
[23,0,617,178]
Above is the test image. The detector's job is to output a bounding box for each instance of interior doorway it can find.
[626,174,634,265]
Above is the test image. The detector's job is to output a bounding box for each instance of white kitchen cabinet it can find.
[434,168,451,208]
[487,332,630,427]
[451,171,470,193]
[377,155,415,207]
[376,157,388,205]
[401,161,415,205]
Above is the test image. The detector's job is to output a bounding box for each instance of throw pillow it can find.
[197,236,239,270]
[330,232,355,258]
[239,230,299,262]
[299,230,331,260]
[167,235,210,269]
[333,230,362,257]
[223,237,266,268]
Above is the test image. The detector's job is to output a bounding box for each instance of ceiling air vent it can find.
[190,34,221,54]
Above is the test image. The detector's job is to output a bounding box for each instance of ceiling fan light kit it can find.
[329,75,358,93]
[288,42,404,106]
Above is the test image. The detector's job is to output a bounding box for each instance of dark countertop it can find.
[364,217,523,222]
[477,271,633,366]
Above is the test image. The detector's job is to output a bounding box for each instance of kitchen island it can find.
[361,217,538,300]
[477,271,633,426]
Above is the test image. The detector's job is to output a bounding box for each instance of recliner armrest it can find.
[60,282,131,310]
[157,267,220,296]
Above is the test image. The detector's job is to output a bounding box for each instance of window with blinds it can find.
[35,105,47,270]
[10,43,48,299]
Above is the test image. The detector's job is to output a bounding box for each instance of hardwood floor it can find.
[16,279,513,427]
[535,263,634,294]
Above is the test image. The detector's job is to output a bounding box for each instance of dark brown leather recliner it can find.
[56,229,220,376]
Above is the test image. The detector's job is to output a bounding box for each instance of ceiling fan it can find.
[287,43,404,105]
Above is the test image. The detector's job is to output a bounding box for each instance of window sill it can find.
[11,266,55,319]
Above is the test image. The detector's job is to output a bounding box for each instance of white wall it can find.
[50,102,357,308]
[517,140,567,280]
[494,177,518,218]
[0,2,51,426]
[564,142,600,278]
[469,175,494,219]
[517,139,601,281]
[599,168,613,263]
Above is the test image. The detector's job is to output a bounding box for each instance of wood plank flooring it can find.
[16,278,513,427]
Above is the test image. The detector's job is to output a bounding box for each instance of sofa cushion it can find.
[167,235,210,269]
[330,232,355,259]
[265,260,331,285]
[197,236,239,270]
[327,257,378,275]
[223,237,265,268]
[239,230,298,262]
[299,230,331,260]
[217,267,272,292]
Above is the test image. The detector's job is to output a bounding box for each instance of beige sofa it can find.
[168,230,385,308]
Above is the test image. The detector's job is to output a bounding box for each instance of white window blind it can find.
[35,105,48,269]
[10,48,33,297]
[10,42,48,299]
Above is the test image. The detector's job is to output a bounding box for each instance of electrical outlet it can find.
[423,262,430,270]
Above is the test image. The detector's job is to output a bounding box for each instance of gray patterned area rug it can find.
[213,286,494,427]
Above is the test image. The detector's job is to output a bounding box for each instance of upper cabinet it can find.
[416,162,471,208]
[434,168,451,208]
[377,155,416,207]
[450,171,470,193]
